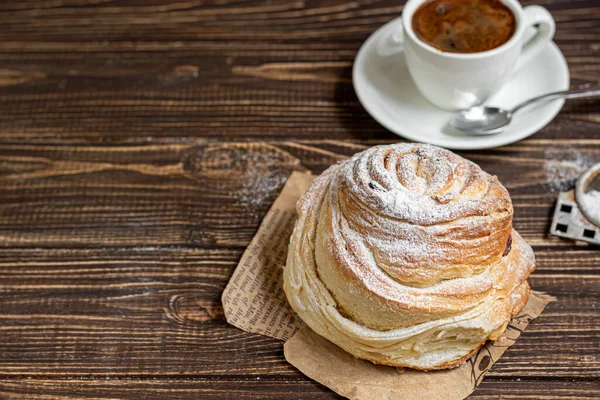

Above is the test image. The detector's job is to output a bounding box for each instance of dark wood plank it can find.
[0,142,307,248]
[0,378,341,400]
[0,0,597,142]
[0,378,598,400]
[0,246,597,378]
[0,141,599,248]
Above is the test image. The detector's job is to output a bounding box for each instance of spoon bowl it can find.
[450,87,600,136]
[451,106,511,135]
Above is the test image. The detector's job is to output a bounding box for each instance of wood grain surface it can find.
[0,0,598,399]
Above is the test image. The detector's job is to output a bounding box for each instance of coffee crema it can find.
[412,0,516,53]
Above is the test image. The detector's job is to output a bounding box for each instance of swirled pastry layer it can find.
[283,144,535,370]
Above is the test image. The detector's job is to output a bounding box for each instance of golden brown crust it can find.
[283,144,535,370]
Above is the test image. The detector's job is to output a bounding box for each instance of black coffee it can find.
[412,0,516,53]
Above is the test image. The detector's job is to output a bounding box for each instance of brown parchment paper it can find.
[222,171,314,341]
[284,290,553,400]
[222,171,554,400]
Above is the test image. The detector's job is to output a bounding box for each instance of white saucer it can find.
[353,17,570,150]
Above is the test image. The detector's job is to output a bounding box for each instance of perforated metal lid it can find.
[550,162,600,245]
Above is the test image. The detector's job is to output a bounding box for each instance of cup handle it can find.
[376,24,405,57]
[514,5,555,71]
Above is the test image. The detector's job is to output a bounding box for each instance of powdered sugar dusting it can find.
[317,144,515,287]
[544,147,596,192]
[237,173,287,208]
[232,148,295,210]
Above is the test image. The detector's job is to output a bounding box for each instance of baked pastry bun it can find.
[283,143,535,370]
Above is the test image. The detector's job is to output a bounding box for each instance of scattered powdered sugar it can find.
[229,145,298,210]
[237,172,288,208]
[581,190,600,222]
[544,147,596,192]
[184,143,295,213]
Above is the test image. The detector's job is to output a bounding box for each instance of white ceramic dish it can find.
[352,16,570,150]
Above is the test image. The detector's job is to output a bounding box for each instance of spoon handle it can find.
[510,87,600,115]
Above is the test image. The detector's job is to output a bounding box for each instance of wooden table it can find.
[0,1,598,399]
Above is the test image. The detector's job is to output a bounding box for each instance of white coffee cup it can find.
[377,0,555,111]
